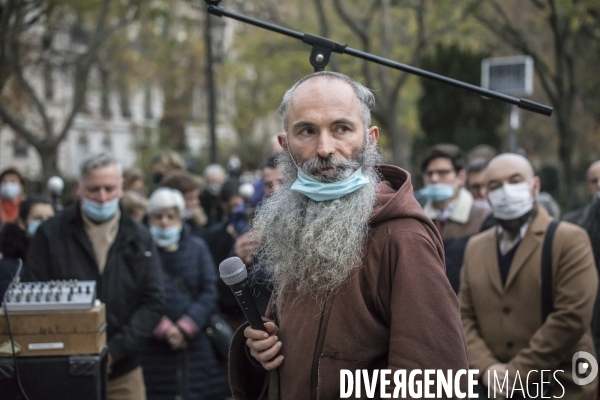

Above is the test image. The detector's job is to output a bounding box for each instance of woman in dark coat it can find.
[0,195,54,298]
[140,188,230,400]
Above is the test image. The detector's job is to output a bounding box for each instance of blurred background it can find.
[0,0,599,210]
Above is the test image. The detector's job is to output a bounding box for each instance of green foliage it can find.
[223,27,312,142]
[416,43,504,154]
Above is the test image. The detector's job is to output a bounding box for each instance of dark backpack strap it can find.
[542,220,560,322]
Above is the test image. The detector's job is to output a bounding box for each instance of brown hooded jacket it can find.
[228,165,469,399]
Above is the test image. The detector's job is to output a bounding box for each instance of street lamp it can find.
[205,11,226,164]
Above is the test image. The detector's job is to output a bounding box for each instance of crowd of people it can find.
[0,71,599,400]
[0,150,282,399]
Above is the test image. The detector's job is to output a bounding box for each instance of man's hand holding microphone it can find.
[245,321,284,370]
[219,257,283,370]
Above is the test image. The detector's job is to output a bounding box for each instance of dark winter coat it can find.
[0,223,27,298]
[24,203,165,379]
[140,225,230,400]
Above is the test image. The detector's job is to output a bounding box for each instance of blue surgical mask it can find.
[81,198,119,222]
[418,184,455,202]
[27,219,42,237]
[150,225,181,248]
[0,182,21,199]
[291,168,369,202]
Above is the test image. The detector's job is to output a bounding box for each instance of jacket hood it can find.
[370,165,429,224]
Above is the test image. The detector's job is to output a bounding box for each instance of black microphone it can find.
[219,257,267,332]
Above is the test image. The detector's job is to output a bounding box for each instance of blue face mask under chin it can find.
[27,219,42,237]
[290,168,370,202]
[418,183,455,202]
[81,198,119,222]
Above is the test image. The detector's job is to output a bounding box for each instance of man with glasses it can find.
[419,144,490,292]
[466,158,491,210]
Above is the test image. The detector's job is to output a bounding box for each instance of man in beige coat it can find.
[460,153,598,399]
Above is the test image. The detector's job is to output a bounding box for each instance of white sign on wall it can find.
[481,55,534,97]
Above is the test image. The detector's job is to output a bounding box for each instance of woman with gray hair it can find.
[140,188,229,399]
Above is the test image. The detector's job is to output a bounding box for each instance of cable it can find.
[2,260,31,400]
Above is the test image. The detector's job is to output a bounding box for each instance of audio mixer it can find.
[3,280,97,311]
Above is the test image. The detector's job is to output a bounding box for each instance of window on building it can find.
[13,137,29,158]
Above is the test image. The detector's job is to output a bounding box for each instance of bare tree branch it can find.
[55,0,139,145]
[377,0,393,89]
[4,2,53,139]
[333,0,378,87]
[332,0,369,45]
[427,0,483,39]
[311,0,340,71]
[391,0,427,96]
[0,102,43,148]
[529,0,547,10]
[474,2,558,102]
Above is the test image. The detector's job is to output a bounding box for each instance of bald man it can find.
[562,160,600,224]
[229,72,469,399]
[459,153,598,399]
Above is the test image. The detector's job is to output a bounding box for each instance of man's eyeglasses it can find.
[468,183,484,191]
[423,169,455,179]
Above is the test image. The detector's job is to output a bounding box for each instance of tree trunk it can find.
[376,102,410,169]
[37,144,60,185]
[0,60,11,92]
[555,101,575,210]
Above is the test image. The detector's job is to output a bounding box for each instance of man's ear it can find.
[277,133,288,150]
[368,126,379,144]
[75,180,81,197]
[117,177,124,197]
[533,176,541,196]
[457,169,467,187]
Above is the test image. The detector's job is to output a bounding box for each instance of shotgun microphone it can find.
[219,256,267,332]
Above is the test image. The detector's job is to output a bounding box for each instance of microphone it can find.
[219,256,267,332]
[12,259,23,286]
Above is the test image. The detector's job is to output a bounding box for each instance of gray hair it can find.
[147,187,186,216]
[79,152,122,178]
[203,163,225,179]
[278,71,375,134]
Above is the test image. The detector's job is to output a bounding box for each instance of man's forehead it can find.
[289,78,358,112]
[425,157,453,170]
[81,165,121,183]
[587,161,600,178]
[485,157,532,182]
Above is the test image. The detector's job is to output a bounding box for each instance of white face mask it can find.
[487,182,534,220]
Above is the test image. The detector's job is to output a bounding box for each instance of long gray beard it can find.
[251,143,382,316]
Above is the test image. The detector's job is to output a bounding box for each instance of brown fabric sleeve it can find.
[228,321,269,400]
[385,230,470,397]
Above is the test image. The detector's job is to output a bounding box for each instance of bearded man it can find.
[228,72,469,399]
